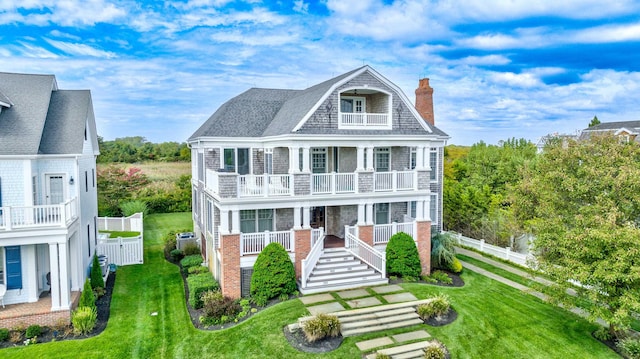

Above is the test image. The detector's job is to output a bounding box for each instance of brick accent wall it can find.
[220,233,241,298]
[294,229,311,279]
[358,225,374,246]
[416,220,432,276]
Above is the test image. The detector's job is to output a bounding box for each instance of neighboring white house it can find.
[0,72,100,327]
[189,66,449,298]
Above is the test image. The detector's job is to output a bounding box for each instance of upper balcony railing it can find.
[339,113,391,129]
[0,198,78,231]
[205,169,424,200]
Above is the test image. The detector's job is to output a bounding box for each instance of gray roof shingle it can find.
[583,120,640,131]
[0,72,95,155]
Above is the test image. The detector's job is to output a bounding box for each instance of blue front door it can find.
[5,246,22,290]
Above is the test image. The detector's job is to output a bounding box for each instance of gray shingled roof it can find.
[0,90,12,107]
[189,66,448,141]
[0,72,94,155]
[583,120,640,131]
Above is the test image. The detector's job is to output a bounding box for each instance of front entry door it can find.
[310,207,325,229]
[45,175,64,205]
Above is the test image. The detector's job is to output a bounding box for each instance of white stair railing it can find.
[344,226,386,277]
[301,232,325,288]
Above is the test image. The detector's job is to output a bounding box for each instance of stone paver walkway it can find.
[346,297,381,308]
[307,301,345,315]
[298,293,334,305]
[383,292,418,303]
[371,284,403,294]
[355,329,431,351]
[336,288,370,299]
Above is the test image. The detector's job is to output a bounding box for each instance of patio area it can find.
[0,291,80,328]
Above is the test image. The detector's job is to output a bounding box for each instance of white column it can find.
[58,242,70,309]
[425,147,432,171]
[293,206,302,229]
[302,147,310,173]
[219,147,225,170]
[416,145,425,169]
[49,243,61,310]
[220,209,229,234]
[416,199,426,221]
[366,203,374,225]
[303,206,311,229]
[425,196,432,221]
[357,204,366,225]
[356,146,365,171]
[231,210,240,234]
[289,146,300,174]
[366,147,374,171]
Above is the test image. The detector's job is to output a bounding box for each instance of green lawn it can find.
[2,213,619,358]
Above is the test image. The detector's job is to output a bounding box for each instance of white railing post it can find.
[331,172,336,194]
[263,175,269,197]
[392,222,397,236]
[5,207,12,230]
[264,231,270,248]
[392,171,397,191]
[480,239,485,251]
[59,203,66,227]
[505,246,511,261]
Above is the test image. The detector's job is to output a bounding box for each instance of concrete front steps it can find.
[299,248,388,295]
[365,340,439,359]
[298,299,432,337]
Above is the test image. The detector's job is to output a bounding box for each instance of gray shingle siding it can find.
[273,147,289,174]
[358,172,373,193]
[294,173,310,196]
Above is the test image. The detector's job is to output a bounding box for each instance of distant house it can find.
[536,132,579,153]
[0,72,100,327]
[188,66,449,298]
[580,120,640,143]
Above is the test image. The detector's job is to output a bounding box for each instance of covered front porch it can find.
[0,291,80,328]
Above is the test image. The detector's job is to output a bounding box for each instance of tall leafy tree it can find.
[588,115,601,127]
[513,134,640,336]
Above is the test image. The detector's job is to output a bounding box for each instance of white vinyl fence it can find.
[97,213,144,266]
[449,232,534,268]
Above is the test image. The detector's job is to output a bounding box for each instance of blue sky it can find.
[2,0,640,145]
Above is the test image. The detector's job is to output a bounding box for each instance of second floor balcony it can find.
[0,198,78,231]
[205,169,424,199]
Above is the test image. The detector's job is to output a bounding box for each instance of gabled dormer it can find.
[338,86,392,129]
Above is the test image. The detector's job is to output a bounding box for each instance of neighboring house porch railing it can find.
[301,229,326,288]
[374,170,415,191]
[238,174,292,197]
[240,229,294,255]
[344,227,386,277]
[311,173,356,194]
[340,113,390,128]
[0,198,78,230]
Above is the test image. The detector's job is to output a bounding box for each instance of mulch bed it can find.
[283,326,343,353]
[424,308,458,327]
[0,272,115,348]
[389,270,465,287]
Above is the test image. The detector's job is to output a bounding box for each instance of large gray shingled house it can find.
[0,72,100,327]
[188,66,448,298]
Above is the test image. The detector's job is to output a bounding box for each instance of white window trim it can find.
[429,148,438,183]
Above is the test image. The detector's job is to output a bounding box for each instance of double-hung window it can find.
[430,148,438,181]
[374,203,390,225]
[311,148,327,174]
[240,209,274,233]
[375,148,390,172]
[224,148,250,175]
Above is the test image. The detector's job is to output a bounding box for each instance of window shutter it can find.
[6,246,22,290]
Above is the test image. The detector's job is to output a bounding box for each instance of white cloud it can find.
[44,38,117,58]
[293,0,309,13]
[0,0,127,26]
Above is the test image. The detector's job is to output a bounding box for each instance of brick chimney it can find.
[415,78,434,125]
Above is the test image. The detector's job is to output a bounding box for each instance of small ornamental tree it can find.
[250,243,297,303]
[386,232,421,278]
[90,254,105,289]
[79,279,96,311]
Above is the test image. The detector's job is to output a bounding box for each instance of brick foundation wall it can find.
[220,233,241,298]
[416,220,432,275]
[358,225,374,246]
[0,309,71,329]
[294,229,311,279]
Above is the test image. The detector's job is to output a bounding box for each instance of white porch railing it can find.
[240,229,294,255]
[301,230,326,288]
[311,227,325,248]
[238,174,292,197]
[374,171,415,192]
[340,113,390,128]
[373,221,417,245]
[311,173,356,194]
[0,198,78,230]
[345,227,386,277]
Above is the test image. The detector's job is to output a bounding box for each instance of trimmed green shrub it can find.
[119,200,148,217]
[250,243,297,302]
[181,254,203,274]
[0,328,9,341]
[25,325,41,339]
[170,249,184,262]
[449,257,463,273]
[423,343,446,359]
[593,327,613,341]
[187,273,219,309]
[201,290,241,325]
[188,265,209,275]
[72,306,97,335]
[183,243,201,256]
[79,279,96,310]
[618,337,640,359]
[431,270,453,285]
[301,313,341,342]
[386,232,421,278]
[431,232,456,269]
[417,294,451,320]
[90,254,105,289]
